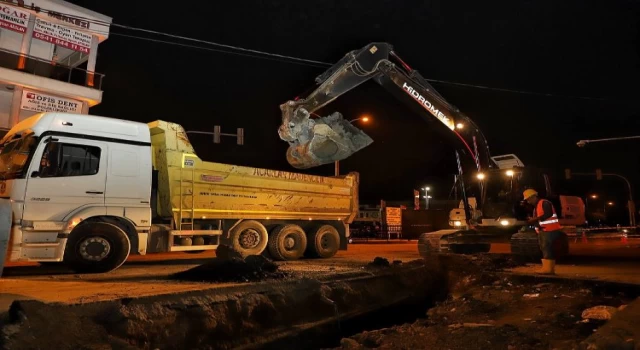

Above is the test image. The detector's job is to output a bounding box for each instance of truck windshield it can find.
[0,134,38,180]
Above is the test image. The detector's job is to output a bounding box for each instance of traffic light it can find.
[564,169,571,180]
[213,125,221,144]
[596,169,603,180]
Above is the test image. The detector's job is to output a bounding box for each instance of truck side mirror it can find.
[31,171,40,178]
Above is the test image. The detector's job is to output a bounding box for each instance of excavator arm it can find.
[279,42,492,171]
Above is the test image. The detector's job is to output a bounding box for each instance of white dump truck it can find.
[0,112,359,275]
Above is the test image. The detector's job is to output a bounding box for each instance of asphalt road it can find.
[1,240,640,313]
[0,243,421,312]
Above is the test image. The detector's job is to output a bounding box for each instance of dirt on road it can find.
[0,243,422,311]
[335,254,638,350]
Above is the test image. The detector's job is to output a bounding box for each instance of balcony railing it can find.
[0,47,104,90]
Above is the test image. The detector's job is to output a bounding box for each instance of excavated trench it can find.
[3,254,636,349]
[0,258,453,350]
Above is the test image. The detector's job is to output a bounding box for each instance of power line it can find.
[108,33,329,68]
[111,24,332,67]
[8,0,632,102]
[109,30,622,102]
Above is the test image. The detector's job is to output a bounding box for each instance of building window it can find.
[39,143,101,177]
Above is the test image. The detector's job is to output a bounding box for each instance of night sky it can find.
[67,1,640,214]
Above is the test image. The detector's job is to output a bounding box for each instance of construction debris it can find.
[278,105,373,169]
[335,255,635,350]
[582,305,619,320]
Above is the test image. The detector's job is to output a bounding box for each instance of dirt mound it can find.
[171,253,287,283]
[335,266,633,350]
[366,257,391,268]
[216,244,244,260]
[2,261,447,350]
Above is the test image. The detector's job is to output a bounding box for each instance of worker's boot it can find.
[536,259,555,275]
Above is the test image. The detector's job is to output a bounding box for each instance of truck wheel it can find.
[229,220,268,257]
[64,222,131,274]
[268,224,307,261]
[306,225,340,259]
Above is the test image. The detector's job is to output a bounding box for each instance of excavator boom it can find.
[279,42,492,170]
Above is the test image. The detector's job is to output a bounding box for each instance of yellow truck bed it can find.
[148,121,359,225]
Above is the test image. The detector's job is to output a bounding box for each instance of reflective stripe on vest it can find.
[534,199,562,232]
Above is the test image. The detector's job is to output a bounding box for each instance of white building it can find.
[0,0,110,133]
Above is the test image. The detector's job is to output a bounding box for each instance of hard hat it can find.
[523,189,538,200]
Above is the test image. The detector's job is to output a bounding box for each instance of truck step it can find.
[169,245,218,252]
[169,230,223,236]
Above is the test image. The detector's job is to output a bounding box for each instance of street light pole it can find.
[574,172,636,226]
[334,115,370,176]
[422,187,430,209]
[577,135,640,147]
[575,138,637,226]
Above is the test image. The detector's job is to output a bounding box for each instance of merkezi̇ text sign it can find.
[33,18,92,53]
[20,90,83,114]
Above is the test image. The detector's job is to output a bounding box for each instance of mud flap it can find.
[278,106,373,169]
[0,199,11,277]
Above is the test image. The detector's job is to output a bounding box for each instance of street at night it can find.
[0,0,640,349]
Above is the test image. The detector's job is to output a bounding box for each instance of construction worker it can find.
[523,189,562,275]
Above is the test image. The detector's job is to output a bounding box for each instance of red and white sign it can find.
[21,89,83,114]
[33,18,92,54]
[0,4,30,34]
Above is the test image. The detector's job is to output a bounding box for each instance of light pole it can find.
[605,201,614,214]
[335,115,370,176]
[422,187,431,209]
[585,194,597,214]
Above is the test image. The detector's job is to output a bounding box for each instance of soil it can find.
[334,254,636,350]
[2,251,638,350]
[171,246,289,283]
[0,258,446,350]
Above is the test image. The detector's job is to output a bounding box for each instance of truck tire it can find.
[268,224,307,261]
[229,220,268,257]
[64,222,131,274]
[306,224,340,259]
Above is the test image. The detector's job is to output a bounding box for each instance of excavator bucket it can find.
[279,103,373,169]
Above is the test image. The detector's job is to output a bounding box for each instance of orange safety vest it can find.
[534,199,562,233]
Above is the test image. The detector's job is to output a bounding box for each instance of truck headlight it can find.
[453,221,462,227]
[500,220,510,226]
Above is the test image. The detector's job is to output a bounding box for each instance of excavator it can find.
[278,42,583,259]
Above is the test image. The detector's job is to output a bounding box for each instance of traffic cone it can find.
[581,231,587,243]
[621,233,628,244]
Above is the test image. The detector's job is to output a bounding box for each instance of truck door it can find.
[22,137,107,222]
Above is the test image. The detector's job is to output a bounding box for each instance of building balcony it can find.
[0,46,104,91]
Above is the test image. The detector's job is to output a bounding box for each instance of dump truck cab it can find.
[0,112,153,274]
